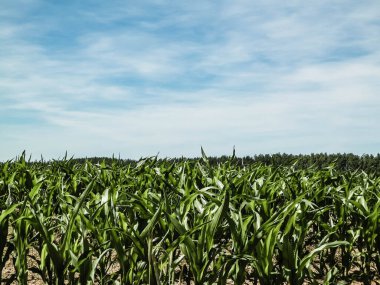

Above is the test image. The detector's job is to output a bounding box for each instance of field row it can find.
[1,155,379,284]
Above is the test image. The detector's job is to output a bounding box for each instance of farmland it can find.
[1,152,379,284]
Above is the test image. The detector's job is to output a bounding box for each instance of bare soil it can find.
[1,244,379,284]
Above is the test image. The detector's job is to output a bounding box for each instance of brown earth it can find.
[1,246,379,284]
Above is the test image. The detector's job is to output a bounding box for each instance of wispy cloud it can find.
[1,0,379,160]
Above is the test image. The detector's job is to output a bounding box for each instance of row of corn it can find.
[0,153,379,284]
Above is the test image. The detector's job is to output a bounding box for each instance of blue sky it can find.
[1,0,380,160]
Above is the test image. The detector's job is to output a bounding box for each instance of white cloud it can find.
[1,0,380,160]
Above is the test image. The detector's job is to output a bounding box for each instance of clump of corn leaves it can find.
[0,151,379,284]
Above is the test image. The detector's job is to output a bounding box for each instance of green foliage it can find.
[0,153,379,284]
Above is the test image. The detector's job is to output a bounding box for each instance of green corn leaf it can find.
[0,203,20,224]
[299,240,350,273]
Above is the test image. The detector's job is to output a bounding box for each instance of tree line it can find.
[3,153,380,175]
[72,153,380,174]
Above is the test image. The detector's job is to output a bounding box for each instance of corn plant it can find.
[0,152,379,284]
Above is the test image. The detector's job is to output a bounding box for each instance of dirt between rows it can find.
[1,246,380,284]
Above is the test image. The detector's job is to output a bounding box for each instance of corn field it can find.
[0,152,379,284]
